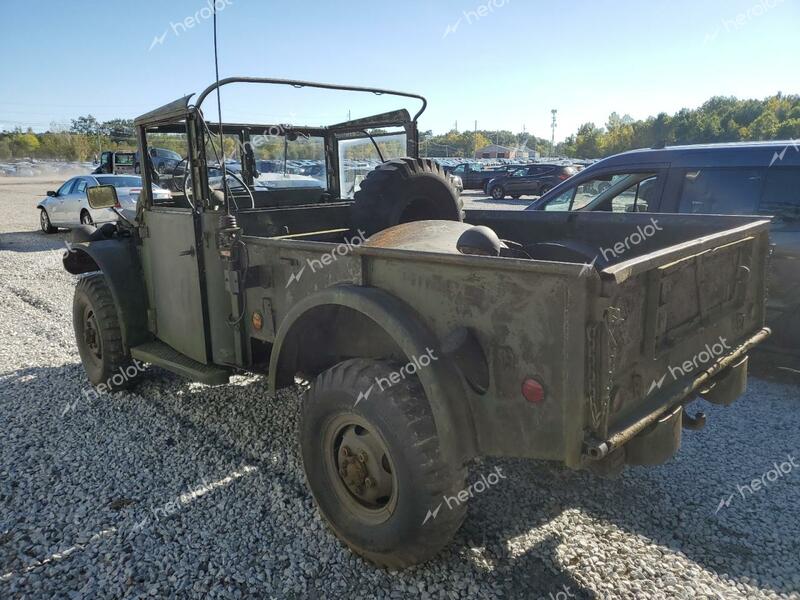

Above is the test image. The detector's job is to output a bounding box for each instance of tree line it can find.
[2,93,798,162]
[420,93,799,159]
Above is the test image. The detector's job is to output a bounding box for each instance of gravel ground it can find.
[1,177,799,600]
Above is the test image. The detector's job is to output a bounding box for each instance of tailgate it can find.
[585,218,771,450]
[643,236,755,357]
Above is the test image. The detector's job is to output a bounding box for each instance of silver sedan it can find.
[37,174,171,233]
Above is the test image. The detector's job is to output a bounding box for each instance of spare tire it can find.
[352,158,463,236]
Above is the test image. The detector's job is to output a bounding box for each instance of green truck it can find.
[64,77,771,567]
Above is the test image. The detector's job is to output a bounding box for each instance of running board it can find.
[131,340,231,386]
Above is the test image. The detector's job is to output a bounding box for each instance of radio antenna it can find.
[212,4,231,215]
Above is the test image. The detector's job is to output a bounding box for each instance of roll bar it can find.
[194,77,428,123]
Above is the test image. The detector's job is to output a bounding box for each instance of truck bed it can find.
[235,208,771,467]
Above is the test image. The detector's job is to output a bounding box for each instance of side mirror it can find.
[86,185,119,209]
[46,190,57,197]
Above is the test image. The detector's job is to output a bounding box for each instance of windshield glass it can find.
[246,133,327,189]
[338,132,407,199]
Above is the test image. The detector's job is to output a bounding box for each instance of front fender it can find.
[63,236,149,348]
[269,285,478,466]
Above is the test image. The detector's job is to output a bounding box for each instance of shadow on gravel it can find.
[2,361,796,598]
[749,348,800,385]
[0,230,71,253]
[466,428,799,598]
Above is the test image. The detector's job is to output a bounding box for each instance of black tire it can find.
[300,358,467,568]
[73,274,139,390]
[80,210,94,227]
[352,158,463,237]
[39,208,56,233]
[490,186,505,200]
[511,195,521,200]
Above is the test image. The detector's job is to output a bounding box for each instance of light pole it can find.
[550,109,557,158]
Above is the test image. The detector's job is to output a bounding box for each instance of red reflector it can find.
[522,378,545,404]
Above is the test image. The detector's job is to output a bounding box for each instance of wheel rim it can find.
[492,188,503,199]
[324,414,398,524]
[83,306,103,361]
[40,210,48,230]
[81,213,93,225]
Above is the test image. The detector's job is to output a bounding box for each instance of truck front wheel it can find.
[73,274,140,390]
[299,358,467,568]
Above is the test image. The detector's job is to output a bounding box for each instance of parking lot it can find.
[0,175,798,599]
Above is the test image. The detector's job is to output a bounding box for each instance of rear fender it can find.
[63,236,149,348]
[268,285,478,466]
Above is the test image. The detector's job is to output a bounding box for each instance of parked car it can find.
[526,141,800,352]
[134,147,183,174]
[449,163,512,189]
[485,164,577,199]
[37,174,171,232]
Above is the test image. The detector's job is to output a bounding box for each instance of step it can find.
[131,340,231,386]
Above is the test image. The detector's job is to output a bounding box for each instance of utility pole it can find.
[550,109,558,158]
[474,120,478,158]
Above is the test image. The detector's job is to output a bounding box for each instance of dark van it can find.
[526,141,800,352]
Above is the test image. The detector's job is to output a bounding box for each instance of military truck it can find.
[63,77,771,567]
[93,151,137,175]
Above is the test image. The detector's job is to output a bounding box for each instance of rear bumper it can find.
[584,327,771,462]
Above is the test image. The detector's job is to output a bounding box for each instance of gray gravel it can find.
[1,177,799,599]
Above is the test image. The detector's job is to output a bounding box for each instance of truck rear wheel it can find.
[299,358,467,568]
[73,274,139,390]
[352,158,463,237]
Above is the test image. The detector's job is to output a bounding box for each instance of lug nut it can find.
[364,477,375,488]
[342,446,351,457]
[358,451,368,463]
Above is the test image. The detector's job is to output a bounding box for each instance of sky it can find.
[0,0,798,142]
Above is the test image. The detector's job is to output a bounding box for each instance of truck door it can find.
[138,122,209,364]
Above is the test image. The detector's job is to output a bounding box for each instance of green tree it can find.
[10,131,40,157]
[71,115,101,136]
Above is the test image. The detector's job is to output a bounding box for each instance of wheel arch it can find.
[63,238,150,348]
[269,285,477,465]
